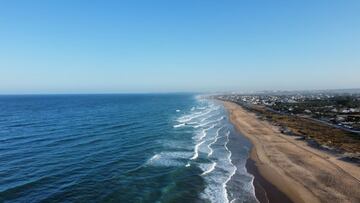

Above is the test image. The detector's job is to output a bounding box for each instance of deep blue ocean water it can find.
[0,94,257,203]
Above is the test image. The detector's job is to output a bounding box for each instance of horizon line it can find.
[0,87,360,96]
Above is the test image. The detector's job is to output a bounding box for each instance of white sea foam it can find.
[197,124,216,141]
[201,162,217,176]
[173,123,186,128]
[149,154,160,162]
[200,115,212,122]
[177,106,219,123]
[198,129,208,141]
[190,140,205,160]
[194,116,225,129]
[245,162,258,198]
[199,111,220,123]
[207,126,224,157]
[187,121,198,125]
[222,130,237,203]
[179,108,207,118]
[146,151,193,167]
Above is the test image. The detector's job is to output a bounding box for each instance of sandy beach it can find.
[224,101,360,203]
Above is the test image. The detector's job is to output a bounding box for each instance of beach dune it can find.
[224,101,360,203]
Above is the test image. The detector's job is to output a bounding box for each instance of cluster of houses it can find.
[215,92,360,131]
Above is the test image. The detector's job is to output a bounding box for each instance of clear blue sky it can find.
[1,0,359,94]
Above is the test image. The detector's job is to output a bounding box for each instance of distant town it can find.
[215,90,360,132]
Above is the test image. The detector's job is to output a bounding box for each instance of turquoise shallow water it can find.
[0,94,257,203]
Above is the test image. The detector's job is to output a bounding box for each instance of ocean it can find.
[0,94,257,203]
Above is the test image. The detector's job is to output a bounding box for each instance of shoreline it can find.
[246,157,292,203]
[223,101,360,203]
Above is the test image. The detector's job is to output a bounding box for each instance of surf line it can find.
[201,162,217,176]
[190,140,206,160]
[194,116,225,129]
[178,107,216,123]
[222,130,237,203]
[207,126,224,157]
[198,124,216,141]
[173,123,186,128]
